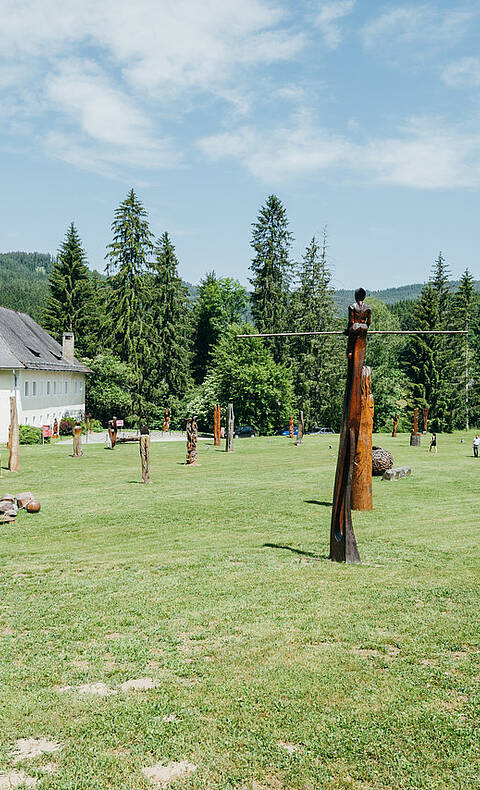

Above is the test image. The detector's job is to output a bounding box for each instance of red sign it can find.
[116,419,124,427]
[42,425,52,438]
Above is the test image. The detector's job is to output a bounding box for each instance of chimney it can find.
[62,331,75,363]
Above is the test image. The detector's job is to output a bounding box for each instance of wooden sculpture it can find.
[72,421,83,457]
[108,416,118,449]
[53,418,59,439]
[352,366,374,511]
[225,402,234,453]
[214,404,221,447]
[330,288,371,564]
[295,410,304,446]
[422,407,428,434]
[392,413,398,438]
[163,409,170,432]
[139,425,151,483]
[410,408,421,446]
[186,417,198,464]
[289,417,294,439]
[8,396,19,472]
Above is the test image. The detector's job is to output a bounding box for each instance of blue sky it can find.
[1,0,480,290]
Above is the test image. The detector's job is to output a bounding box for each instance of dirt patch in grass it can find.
[10,738,62,764]
[71,658,89,670]
[105,632,124,640]
[141,761,197,787]
[251,777,285,789]
[120,677,159,691]
[277,741,300,755]
[59,681,115,696]
[0,770,37,788]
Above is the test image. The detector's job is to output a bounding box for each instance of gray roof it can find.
[0,307,90,373]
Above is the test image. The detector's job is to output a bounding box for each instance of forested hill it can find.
[334,280,480,314]
[0,252,53,323]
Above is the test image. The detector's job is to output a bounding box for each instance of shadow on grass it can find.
[263,542,328,560]
[304,499,332,507]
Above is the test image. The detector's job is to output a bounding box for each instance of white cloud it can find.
[199,113,480,189]
[442,56,480,87]
[361,3,477,51]
[315,1,356,49]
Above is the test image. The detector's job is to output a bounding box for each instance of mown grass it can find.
[0,432,479,789]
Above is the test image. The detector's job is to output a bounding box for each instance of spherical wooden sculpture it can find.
[372,448,394,476]
[26,500,41,513]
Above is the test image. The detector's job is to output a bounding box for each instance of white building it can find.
[0,307,90,442]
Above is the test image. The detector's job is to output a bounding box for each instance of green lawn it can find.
[0,432,479,789]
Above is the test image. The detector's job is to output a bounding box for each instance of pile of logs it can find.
[0,491,40,524]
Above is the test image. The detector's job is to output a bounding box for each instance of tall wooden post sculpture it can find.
[422,407,428,434]
[213,404,221,447]
[163,409,170,432]
[330,289,371,563]
[139,425,151,483]
[295,410,304,446]
[186,417,198,464]
[53,418,59,439]
[352,366,374,511]
[410,408,421,446]
[8,396,19,472]
[289,417,294,439]
[392,414,398,438]
[108,416,118,448]
[72,420,83,457]
[225,403,234,453]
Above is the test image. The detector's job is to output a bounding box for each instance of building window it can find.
[32,381,37,396]
[24,381,29,396]
[64,381,68,394]
[38,382,43,396]
[79,382,83,393]
[47,381,51,395]
[54,381,57,395]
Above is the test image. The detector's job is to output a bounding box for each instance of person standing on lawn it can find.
[429,433,437,454]
[473,434,480,458]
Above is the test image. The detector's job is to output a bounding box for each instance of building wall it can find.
[0,368,86,442]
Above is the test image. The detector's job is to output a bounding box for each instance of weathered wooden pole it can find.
[53,418,59,439]
[295,410,304,446]
[392,413,398,437]
[330,288,370,564]
[163,409,170,432]
[213,404,221,446]
[8,396,19,472]
[410,408,421,446]
[72,421,83,457]
[352,366,374,511]
[225,403,234,453]
[422,407,428,434]
[186,417,198,464]
[289,416,294,439]
[139,426,151,483]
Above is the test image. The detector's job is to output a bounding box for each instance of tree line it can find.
[42,189,480,433]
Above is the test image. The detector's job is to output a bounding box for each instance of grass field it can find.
[0,432,479,789]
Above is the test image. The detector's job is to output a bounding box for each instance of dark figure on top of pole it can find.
[330,288,371,564]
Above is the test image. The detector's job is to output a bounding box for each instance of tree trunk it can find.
[140,434,151,482]
[295,411,304,445]
[352,366,373,511]
[8,396,19,472]
[225,403,234,453]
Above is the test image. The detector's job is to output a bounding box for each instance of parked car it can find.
[234,425,255,438]
[276,425,298,436]
[307,426,335,435]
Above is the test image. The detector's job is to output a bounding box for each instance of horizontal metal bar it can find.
[236,330,468,338]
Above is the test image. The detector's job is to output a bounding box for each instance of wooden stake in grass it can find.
[225,403,234,453]
[8,396,19,472]
[139,426,151,483]
[295,411,304,445]
[352,366,373,511]
[186,417,198,464]
[214,404,221,447]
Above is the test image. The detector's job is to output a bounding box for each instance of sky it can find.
[1,0,480,290]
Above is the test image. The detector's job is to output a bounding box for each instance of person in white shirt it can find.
[473,434,480,458]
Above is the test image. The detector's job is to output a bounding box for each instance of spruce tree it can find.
[430,251,451,321]
[250,195,293,361]
[147,232,192,401]
[451,269,478,429]
[44,223,93,355]
[105,189,154,368]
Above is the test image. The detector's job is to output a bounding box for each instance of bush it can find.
[19,425,42,445]
[59,418,75,435]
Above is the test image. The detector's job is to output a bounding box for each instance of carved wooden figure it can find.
[8,396,19,472]
[330,288,371,564]
[53,418,59,439]
[289,417,294,439]
[410,408,421,446]
[225,402,234,453]
[108,416,118,449]
[295,410,304,446]
[72,421,83,457]
[139,425,151,483]
[163,409,170,432]
[186,417,198,464]
[422,407,428,434]
[352,366,374,511]
[214,404,221,447]
[392,414,398,438]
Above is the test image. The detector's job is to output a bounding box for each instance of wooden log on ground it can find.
[225,403,234,453]
[139,427,151,483]
[295,410,304,445]
[352,366,373,511]
[8,396,19,472]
